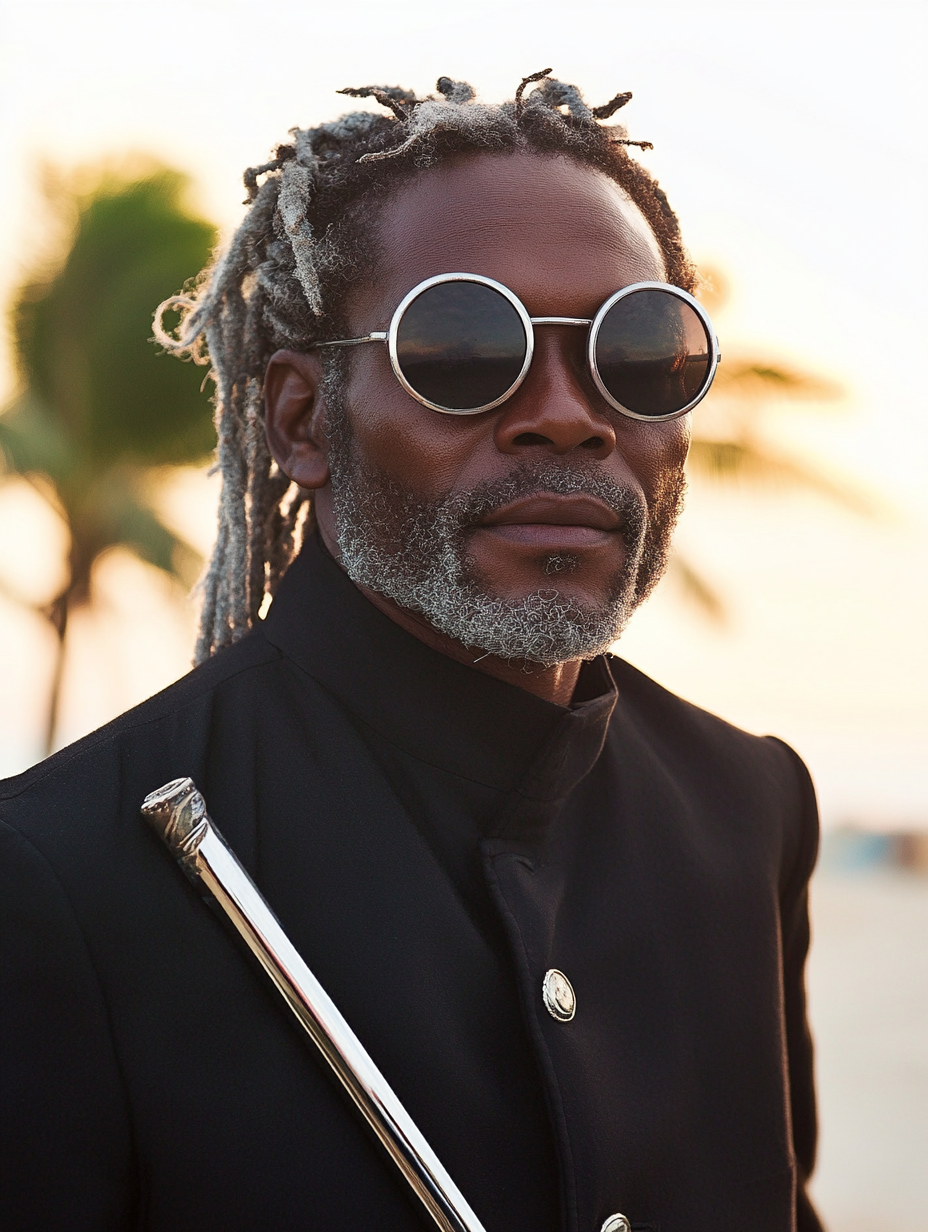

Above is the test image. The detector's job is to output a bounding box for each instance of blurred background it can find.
[0,1,925,1227]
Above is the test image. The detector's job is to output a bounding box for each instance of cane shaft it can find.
[142,779,486,1232]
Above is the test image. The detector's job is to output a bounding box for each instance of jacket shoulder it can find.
[610,653,802,769]
[0,628,281,826]
[608,655,819,886]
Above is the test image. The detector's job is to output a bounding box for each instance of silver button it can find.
[600,1216,631,1232]
[542,968,576,1021]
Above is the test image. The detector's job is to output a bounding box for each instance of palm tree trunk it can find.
[43,589,70,758]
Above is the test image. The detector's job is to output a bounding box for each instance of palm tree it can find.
[0,162,217,754]
[670,269,872,620]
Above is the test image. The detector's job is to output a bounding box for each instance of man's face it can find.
[314,151,690,663]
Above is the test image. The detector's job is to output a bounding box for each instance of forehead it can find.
[364,151,666,320]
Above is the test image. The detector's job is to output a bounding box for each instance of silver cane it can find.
[141,777,487,1232]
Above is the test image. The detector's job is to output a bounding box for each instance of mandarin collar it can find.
[261,535,617,802]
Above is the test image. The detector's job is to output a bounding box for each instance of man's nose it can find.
[492,327,616,459]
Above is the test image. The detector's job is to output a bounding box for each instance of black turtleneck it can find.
[0,534,822,1232]
[261,536,618,953]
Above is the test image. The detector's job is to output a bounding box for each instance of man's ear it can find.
[264,349,332,490]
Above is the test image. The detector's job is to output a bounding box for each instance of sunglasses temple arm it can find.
[315,319,596,349]
[314,332,388,349]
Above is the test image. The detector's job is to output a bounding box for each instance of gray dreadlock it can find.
[153,70,697,664]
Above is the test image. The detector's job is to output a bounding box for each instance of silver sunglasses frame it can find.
[314,271,720,422]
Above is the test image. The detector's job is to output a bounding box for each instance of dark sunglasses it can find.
[315,272,720,421]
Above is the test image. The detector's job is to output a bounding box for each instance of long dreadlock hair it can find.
[153,70,697,663]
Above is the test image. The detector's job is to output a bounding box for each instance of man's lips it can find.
[474,495,623,551]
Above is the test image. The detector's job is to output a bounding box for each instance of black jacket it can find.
[1,537,821,1232]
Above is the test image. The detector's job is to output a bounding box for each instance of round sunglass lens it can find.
[395,281,528,411]
[595,289,712,417]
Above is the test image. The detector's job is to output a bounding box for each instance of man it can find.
[0,74,821,1232]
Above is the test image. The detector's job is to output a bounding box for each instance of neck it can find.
[318,523,582,707]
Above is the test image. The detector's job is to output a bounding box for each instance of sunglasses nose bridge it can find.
[528,318,598,399]
[494,327,617,459]
[529,316,594,329]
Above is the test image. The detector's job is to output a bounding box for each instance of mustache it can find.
[445,462,646,547]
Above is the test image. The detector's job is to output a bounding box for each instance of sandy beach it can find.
[808,868,928,1231]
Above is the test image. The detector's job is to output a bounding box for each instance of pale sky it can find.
[0,0,926,827]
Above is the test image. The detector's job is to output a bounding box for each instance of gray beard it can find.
[325,400,684,666]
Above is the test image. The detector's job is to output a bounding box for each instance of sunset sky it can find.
[0,0,925,828]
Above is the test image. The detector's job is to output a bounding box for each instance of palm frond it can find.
[0,394,74,483]
[665,551,726,624]
[687,437,878,516]
[710,361,842,403]
[100,486,202,587]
